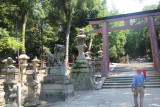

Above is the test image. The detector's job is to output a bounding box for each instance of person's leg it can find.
[134,87,139,107]
[139,87,144,107]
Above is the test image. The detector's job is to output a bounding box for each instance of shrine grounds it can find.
[39,62,160,107]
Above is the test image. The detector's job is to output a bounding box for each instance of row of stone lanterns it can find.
[0,28,104,106]
[1,53,40,106]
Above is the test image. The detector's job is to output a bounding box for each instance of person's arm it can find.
[142,69,149,82]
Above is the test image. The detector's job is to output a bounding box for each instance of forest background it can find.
[0,0,160,63]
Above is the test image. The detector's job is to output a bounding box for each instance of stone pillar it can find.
[71,29,94,90]
[1,57,19,107]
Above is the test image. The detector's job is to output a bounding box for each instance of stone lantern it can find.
[71,29,94,90]
[75,29,88,60]
[85,51,92,64]
[32,56,40,72]
[2,59,8,68]
[24,70,38,107]
[98,50,103,59]
[23,57,40,106]
[1,57,19,106]
[19,51,30,86]
[31,56,40,81]
[2,57,17,82]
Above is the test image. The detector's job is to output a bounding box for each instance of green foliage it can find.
[125,27,151,58]
[32,3,45,19]
[0,28,9,38]
[43,46,50,54]
[0,28,22,59]
[125,4,159,59]
[0,0,158,63]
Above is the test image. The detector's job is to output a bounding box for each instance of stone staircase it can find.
[102,75,160,89]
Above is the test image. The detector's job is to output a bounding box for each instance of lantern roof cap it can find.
[32,56,40,62]
[76,29,87,39]
[19,54,30,59]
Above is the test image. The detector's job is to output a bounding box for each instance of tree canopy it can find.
[0,0,159,63]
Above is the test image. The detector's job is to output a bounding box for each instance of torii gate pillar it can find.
[148,16,160,73]
[102,22,109,77]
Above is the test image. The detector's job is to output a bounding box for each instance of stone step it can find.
[105,79,160,83]
[102,75,160,89]
[106,77,160,80]
[107,75,160,79]
[103,82,160,86]
[102,85,160,89]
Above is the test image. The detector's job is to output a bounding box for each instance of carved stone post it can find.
[1,57,19,106]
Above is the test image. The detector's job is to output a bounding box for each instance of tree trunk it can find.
[22,12,28,52]
[88,38,93,51]
[65,16,71,64]
[64,0,72,64]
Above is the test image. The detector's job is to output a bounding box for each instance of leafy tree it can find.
[20,0,45,51]
[125,5,158,59]
[48,0,77,63]
[0,27,22,59]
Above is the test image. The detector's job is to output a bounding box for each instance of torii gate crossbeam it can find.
[86,9,160,77]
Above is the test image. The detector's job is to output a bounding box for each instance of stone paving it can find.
[39,88,160,107]
[39,62,160,107]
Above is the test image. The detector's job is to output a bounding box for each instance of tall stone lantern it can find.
[75,29,88,61]
[1,57,19,106]
[23,56,40,106]
[71,29,94,90]
[19,51,30,86]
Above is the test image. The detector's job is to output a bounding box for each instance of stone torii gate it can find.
[86,9,160,77]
